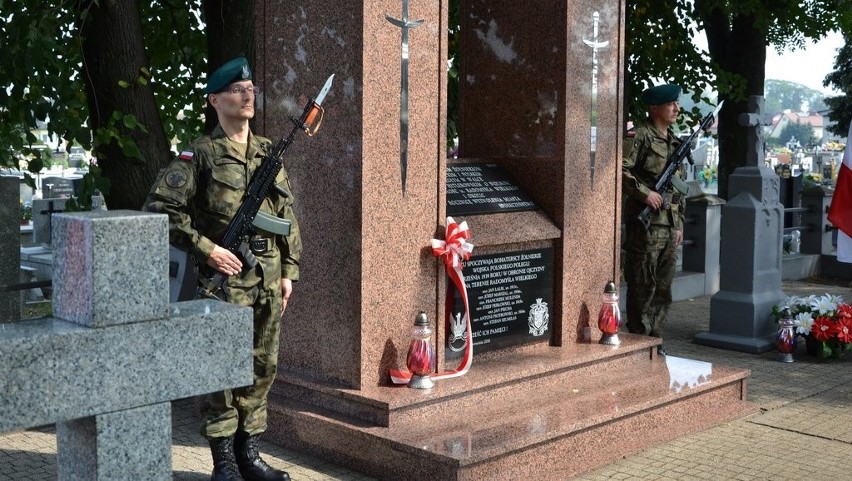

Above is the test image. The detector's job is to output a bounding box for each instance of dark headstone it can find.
[42,176,79,199]
[779,174,802,228]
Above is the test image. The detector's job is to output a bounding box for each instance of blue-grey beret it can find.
[205,56,252,94]
[641,83,681,105]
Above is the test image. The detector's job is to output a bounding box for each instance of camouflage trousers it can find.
[200,281,282,439]
[623,223,678,338]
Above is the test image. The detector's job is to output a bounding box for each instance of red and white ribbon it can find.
[390,217,474,384]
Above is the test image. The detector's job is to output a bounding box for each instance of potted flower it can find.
[772,294,852,360]
[20,199,32,225]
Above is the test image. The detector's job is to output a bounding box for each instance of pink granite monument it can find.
[255,1,752,478]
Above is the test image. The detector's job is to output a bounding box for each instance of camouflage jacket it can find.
[144,124,302,286]
[622,119,686,231]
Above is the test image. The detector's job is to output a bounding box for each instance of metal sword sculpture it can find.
[386,0,424,195]
[583,11,609,185]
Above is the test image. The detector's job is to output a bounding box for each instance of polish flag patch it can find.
[178,151,194,161]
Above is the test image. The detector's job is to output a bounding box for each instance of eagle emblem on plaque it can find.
[528,298,549,336]
[448,312,467,352]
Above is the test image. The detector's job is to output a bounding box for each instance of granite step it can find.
[268,340,754,480]
[275,334,661,426]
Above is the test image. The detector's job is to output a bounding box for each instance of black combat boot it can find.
[234,432,291,481]
[208,436,244,481]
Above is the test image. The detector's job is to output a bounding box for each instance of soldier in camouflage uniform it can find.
[622,83,686,356]
[144,56,299,481]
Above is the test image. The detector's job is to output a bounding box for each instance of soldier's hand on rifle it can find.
[644,191,664,210]
[208,245,243,276]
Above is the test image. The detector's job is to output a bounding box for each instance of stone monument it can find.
[695,96,786,352]
[0,176,20,322]
[254,1,752,478]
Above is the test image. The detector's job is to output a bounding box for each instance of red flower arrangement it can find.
[773,295,852,360]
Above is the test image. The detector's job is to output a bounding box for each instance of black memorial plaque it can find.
[446,163,538,216]
[446,247,554,360]
[42,176,79,199]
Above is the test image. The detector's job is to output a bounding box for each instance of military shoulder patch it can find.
[178,151,194,161]
[165,169,188,189]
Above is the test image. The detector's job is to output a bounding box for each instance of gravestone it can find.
[42,176,79,199]
[0,177,20,322]
[695,96,785,352]
[779,173,803,228]
[32,197,69,246]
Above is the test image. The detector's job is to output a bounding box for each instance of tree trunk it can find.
[703,9,767,200]
[202,0,256,134]
[78,0,172,210]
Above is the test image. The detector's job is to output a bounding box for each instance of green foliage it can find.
[0,2,89,186]
[764,79,828,114]
[141,1,207,151]
[824,33,852,137]
[778,120,818,146]
[19,199,32,221]
[626,0,842,116]
[0,1,206,197]
[64,163,110,212]
[625,0,723,127]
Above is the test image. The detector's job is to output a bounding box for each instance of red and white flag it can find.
[828,120,852,263]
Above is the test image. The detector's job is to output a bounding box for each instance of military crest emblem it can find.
[528,298,549,336]
[447,312,467,352]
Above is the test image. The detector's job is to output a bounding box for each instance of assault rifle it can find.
[636,101,723,230]
[197,74,334,301]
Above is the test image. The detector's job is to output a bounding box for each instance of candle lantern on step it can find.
[776,307,796,363]
[598,281,621,346]
[406,311,436,388]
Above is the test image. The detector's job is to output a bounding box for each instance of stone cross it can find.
[0,210,253,479]
[738,96,774,167]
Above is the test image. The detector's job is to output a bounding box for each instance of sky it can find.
[765,30,845,95]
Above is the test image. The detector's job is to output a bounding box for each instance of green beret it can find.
[641,83,681,105]
[205,56,252,94]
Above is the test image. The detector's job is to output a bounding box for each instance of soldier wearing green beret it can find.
[144,56,299,481]
[622,83,686,356]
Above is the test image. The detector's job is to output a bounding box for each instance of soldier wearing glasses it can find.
[145,56,300,481]
[622,83,686,357]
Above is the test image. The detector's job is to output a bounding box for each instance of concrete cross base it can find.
[57,403,172,480]
[695,290,782,353]
[693,331,776,354]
